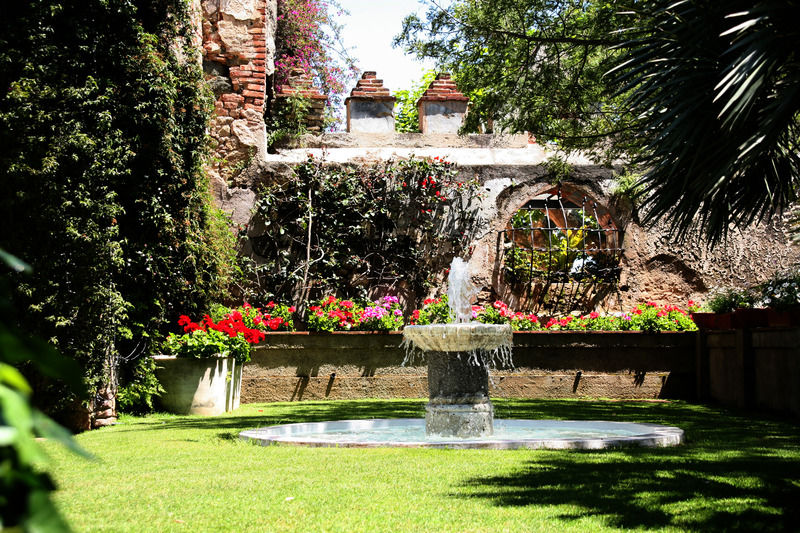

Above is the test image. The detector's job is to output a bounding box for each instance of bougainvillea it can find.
[275,0,356,113]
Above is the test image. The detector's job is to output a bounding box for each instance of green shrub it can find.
[116,356,164,415]
[0,0,233,405]
[706,287,756,313]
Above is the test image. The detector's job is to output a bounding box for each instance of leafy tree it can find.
[398,0,800,244]
[394,70,437,133]
[0,1,234,419]
[613,0,800,244]
[394,0,631,154]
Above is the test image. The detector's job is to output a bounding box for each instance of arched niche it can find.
[493,184,623,313]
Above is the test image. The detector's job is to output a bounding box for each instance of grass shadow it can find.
[461,399,800,531]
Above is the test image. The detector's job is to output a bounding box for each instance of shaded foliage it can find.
[240,157,482,313]
[0,251,88,532]
[613,0,800,243]
[0,1,233,405]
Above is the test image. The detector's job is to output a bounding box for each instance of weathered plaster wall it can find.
[225,133,800,309]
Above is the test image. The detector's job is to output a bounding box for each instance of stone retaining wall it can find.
[242,331,697,403]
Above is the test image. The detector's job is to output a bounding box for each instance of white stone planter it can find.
[152,355,242,416]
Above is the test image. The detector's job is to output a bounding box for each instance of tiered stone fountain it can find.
[403,258,512,438]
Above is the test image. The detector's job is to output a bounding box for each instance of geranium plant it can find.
[356,296,404,331]
[409,296,453,325]
[162,313,266,363]
[543,303,697,332]
[211,302,296,332]
[409,298,696,332]
[307,296,362,332]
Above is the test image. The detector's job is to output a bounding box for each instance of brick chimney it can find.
[274,68,327,132]
[345,71,396,133]
[416,73,469,134]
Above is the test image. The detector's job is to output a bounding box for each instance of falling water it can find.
[447,257,479,323]
[402,258,513,369]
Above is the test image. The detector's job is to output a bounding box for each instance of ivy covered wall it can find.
[0,0,235,426]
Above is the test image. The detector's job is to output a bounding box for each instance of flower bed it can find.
[409,296,697,332]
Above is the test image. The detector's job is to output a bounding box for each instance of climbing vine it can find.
[0,0,234,415]
[238,157,482,313]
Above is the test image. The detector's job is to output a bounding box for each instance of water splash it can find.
[402,257,514,369]
[447,257,479,323]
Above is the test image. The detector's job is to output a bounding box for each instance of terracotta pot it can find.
[690,313,716,330]
[768,307,800,327]
[733,308,770,329]
[691,312,732,330]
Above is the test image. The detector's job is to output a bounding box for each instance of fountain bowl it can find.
[239,418,684,449]
[403,323,512,353]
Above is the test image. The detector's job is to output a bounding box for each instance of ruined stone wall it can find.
[227,134,800,311]
[468,161,800,311]
[200,0,276,194]
[194,9,799,310]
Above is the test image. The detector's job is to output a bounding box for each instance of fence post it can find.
[695,330,709,401]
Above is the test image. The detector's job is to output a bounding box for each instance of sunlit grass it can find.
[47,399,800,532]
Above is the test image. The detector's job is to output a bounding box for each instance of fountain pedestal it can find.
[426,351,494,438]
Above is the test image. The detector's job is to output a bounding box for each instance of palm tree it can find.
[614,0,800,245]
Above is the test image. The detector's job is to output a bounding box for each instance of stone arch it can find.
[487,182,623,313]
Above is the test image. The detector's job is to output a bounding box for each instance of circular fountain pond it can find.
[239,418,684,449]
[241,258,683,450]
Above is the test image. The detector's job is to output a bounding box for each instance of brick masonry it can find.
[275,68,327,132]
[345,71,396,133]
[200,0,275,186]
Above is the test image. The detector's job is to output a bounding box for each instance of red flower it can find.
[288,306,296,313]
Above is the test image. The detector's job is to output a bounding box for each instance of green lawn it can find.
[46,399,800,532]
